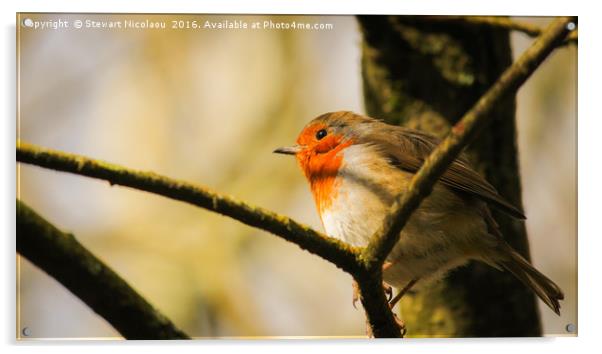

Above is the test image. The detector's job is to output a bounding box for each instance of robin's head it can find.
[274,111,377,181]
[274,111,374,212]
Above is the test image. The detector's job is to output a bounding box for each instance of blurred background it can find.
[16,14,576,338]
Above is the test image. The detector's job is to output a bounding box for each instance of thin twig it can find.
[422,16,578,43]
[16,141,362,275]
[17,200,190,339]
[361,16,576,270]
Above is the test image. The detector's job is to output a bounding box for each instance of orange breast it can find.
[297,139,352,215]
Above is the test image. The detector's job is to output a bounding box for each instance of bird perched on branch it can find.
[274,111,564,320]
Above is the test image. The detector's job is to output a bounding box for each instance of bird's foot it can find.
[353,261,395,309]
[352,279,393,309]
[392,312,407,337]
[382,261,394,301]
[365,277,418,338]
[353,263,415,337]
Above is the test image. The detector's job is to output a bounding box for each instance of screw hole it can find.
[21,327,31,337]
[22,18,34,28]
[567,22,576,31]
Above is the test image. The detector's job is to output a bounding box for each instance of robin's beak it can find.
[273,145,302,155]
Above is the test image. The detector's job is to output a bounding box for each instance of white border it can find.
[3,1,599,354]
[5,0,581,15]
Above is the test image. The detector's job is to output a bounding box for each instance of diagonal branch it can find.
[17,200,190,339]
[16,141,362,275]
[361,16,576,270]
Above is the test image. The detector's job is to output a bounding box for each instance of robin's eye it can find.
[315,129,327,140]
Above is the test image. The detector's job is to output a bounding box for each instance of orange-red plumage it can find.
[294,122,352,214]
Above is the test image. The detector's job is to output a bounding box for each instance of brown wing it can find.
[361,126,526,219]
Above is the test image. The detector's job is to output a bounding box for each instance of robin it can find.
[274,111,564,320]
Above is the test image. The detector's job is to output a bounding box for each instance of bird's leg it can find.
[390,278,419,309]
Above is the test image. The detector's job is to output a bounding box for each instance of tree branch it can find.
[17,143,399,336]
[421,16,578,44]
[16,200,190,339]
[361,16,576,270]
[16,141,362,276]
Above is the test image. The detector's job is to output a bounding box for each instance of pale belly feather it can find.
[318,144,495,288]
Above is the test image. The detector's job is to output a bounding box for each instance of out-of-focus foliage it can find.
[17,14,576,338]
[512,20,577,336]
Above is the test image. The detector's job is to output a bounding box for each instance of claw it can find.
[353,280,393,309]
[355,265,418,338]
[367,277,417,337]
[382,261,393,271]
[383,282,393,302]
[352,280,360,309]
[381,262,394,302]
[392,313,407,337]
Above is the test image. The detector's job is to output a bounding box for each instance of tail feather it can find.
[500,248,564,315]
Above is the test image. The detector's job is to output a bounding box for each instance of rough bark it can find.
[358,15,541,337]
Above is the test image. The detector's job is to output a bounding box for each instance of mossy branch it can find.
[17,142,402,336]
[16,200,190,339]
[16,141,362,275]
[361,16,576,269]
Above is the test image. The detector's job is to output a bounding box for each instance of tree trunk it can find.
[357,15,542,337]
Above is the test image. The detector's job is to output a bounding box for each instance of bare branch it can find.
[353,269,405,337]
[16,200,190,339]
[16,141,362,275]
[421,16,578,43]
[361,16,576,270]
